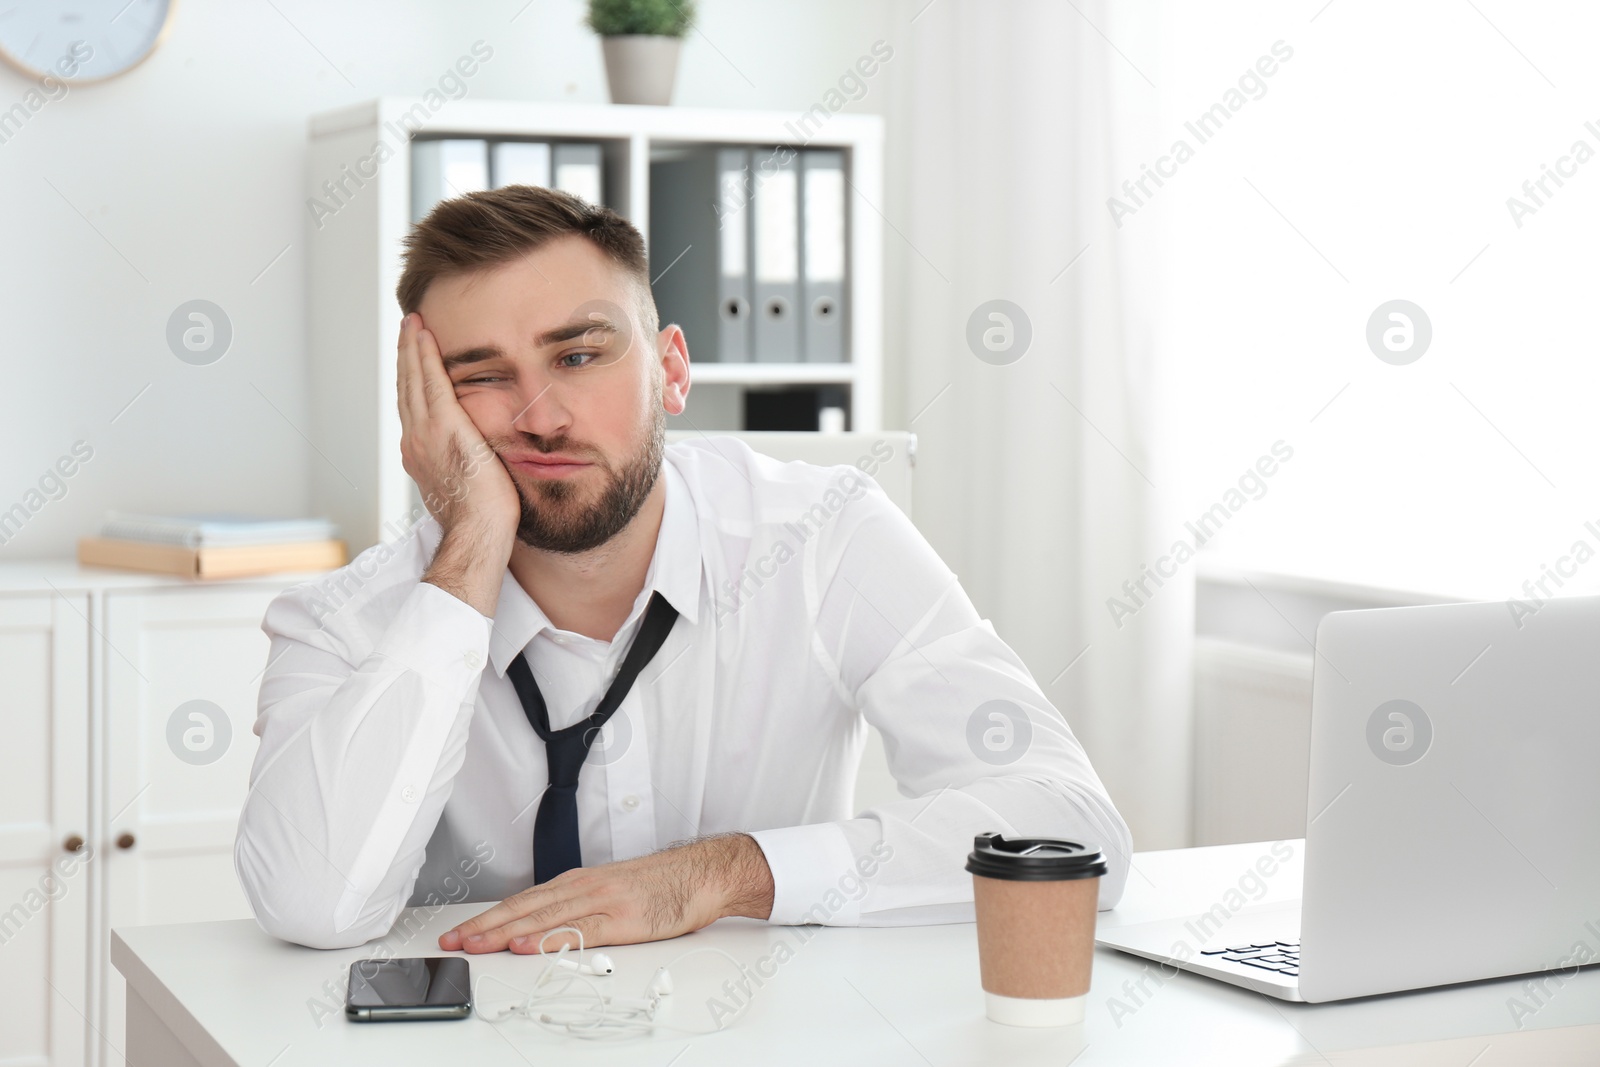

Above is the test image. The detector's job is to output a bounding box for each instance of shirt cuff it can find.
[746,822,864,926]
[376,581,493,690]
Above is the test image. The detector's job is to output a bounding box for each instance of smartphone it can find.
[345,957,472,1022]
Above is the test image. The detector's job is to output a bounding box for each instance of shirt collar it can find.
[486,459,702,678]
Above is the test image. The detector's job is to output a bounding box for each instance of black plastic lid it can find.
[965,832,1108,882]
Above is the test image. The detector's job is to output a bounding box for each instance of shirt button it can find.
[401,785,419,803]
[621,794,640,812]
[463,650,482,669]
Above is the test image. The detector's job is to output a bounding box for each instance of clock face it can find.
[0,0,174,83]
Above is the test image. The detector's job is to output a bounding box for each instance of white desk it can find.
[111,841,1600,1066]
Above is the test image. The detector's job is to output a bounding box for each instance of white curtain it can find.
[882,0,1192,849]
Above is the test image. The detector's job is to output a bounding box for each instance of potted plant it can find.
[587,0,696,106]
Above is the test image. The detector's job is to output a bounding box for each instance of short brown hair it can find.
[396,184,658,333]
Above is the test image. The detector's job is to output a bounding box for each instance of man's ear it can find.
[658,324,691,416]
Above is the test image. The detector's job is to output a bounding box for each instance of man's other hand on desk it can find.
[438,833,776,953]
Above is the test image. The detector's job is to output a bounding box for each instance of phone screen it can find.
[346,957,471,1021]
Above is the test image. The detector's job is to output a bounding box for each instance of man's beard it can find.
[499,407,664,554]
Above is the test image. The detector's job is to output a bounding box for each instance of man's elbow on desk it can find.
[237,889,384,952]
[234,843,391,952]
[237,884,394,952]
[250,914,379,952]
[1069,783,1135,912]
[1096,825,1134,912]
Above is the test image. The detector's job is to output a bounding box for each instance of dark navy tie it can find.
[505,591,679,884]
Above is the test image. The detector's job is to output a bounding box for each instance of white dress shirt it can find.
[234,437,1132,949]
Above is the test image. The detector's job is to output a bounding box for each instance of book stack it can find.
[77,512,346,579]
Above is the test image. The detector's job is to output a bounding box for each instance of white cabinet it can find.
[98,586,285,1067]
[0,564,313,1067]
[0,592,89,1067]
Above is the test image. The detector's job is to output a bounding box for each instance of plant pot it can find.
[600,34,682,106]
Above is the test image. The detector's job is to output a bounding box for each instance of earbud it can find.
[647,967,673,996]
[551,952,614,976]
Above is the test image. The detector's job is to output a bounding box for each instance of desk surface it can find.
[112,841,1600,1066]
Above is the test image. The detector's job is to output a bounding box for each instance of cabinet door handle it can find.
[116,832,136,850]
[63,834,85,853]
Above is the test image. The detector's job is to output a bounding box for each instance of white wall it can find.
[1146,1,1600,600]
[0,0,902,558]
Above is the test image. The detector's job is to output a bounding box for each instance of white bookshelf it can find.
[306,98,884,552]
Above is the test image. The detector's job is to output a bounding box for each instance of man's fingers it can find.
[451,887,552,939]
[463,892,594,954]
[440,882,573,950]
[397,313,426,426]
[412,320,456,413]
[510,914,606,956]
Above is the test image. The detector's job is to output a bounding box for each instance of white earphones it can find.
[474,926,749,1039]
[645,966,672,996]
[549,952,614,976]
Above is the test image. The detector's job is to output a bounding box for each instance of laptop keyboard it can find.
[1200,940,1299,978]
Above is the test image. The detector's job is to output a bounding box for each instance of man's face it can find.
[418,235,687,553]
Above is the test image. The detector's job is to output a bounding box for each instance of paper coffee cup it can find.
[966,832,1107,1027]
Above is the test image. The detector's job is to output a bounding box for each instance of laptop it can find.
[1097,593,1600,1002]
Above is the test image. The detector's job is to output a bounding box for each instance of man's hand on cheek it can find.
[396,311,520,541]
[437,833,775,954]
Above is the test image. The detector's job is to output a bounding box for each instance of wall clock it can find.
[0,0,175,84]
